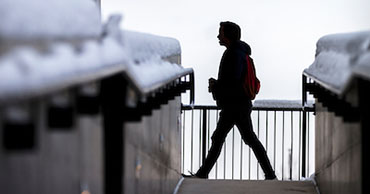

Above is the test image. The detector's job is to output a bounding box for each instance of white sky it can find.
[101,0,370,105]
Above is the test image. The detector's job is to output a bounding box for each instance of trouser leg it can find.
[196,110,234,178]
[236,109,276,179]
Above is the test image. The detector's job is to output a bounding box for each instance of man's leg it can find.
[195,110,234,178]
[236,108,276,179]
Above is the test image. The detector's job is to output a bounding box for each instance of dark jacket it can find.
[213,40,252,109]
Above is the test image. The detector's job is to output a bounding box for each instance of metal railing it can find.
[181,100,315,181]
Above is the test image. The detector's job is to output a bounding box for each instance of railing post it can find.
[302,74,307,178]
[302,74,307,107]
[202,108,207,166]
[189,73,195,105]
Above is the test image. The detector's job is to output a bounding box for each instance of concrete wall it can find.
[0,86,184,194]
[123,96,182,194]
[315,101,362,194]
[0,99,104,194]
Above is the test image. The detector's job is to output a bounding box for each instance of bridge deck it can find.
[177,179,317,194]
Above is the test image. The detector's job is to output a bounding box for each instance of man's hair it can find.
[220,21,241,42]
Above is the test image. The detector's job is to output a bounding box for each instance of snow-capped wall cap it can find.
[304,31,370,95]
[125,57,190,96]
[119,30,184,97]
[253,100,314,110]
[102,14,124,45]
[0,30,128,103]
[123,30,181,64]
[315,31,370,56]
[353,52,370,81]
[0,0,102,41]
[0,11,188,104]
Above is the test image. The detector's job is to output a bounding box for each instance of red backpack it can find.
[243,55,260,100]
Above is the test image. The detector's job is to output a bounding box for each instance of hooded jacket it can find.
[213,40,252,108]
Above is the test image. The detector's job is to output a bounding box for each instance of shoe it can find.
[265,175,278,180]
[182,172,199,178]
[182,171,207,179]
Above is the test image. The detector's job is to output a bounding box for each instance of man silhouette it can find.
[185,21,276,180]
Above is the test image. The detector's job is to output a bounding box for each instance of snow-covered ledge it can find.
[0,0,193,104]
[303,31,370,95]
[304,31,370,194]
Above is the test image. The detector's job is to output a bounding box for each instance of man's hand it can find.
[208,78,217,93]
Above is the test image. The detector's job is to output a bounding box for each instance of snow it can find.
[315,31,370,55]
[304,51,351,92]
[0,35,128,101]
[0,11,187,102]
[353,52,370,80]
[124,30,181,63]
[122,29,182,94]
[126,56,187,93]
[253,100,314,109]
[304,31,370,94]
[0,0,102,40]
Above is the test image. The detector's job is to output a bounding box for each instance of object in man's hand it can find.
[208,78,216,93]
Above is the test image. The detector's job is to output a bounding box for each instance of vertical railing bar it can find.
[240,136,243,180]
[266,110,269,180]
[182,110,186,173]
[307,112,310,175]
[232,126,235,179]
[206,109,210,176]
[274,111,277,172]
[257,110,261,180]
[290,111,294,180]
[250,110,257,180]
[298,111,302,180]
[224,141,226,179]
[208,110,210,151]
[266,111,269,155]
[249,143,251,180]
[199,110,202,168]
[282,111,285,181]
[266,111,269,177]
[202,109,207,167]
[302,110,307,178]
[301,74,307,179]
[191,109,194,172]
[216,109,219,179]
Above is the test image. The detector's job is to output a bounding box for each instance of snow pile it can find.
[0,14,126,100]
[0,36,128,100]
[126,56,187,93]
[353,52,370,80]
[0,12,187,101]
[124,30,181,63]
[0,0,101,40]
[253,100,314,109]
[304,31,370,94]
[122,30,182,93]
[315,31,370,55]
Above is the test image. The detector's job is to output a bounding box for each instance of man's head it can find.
[218,21,241,47]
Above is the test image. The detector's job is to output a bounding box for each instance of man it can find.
[185,21,276,180]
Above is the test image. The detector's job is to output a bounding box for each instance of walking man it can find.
[185,21,276,180]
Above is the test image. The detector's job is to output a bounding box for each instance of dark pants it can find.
[196,106,276,179]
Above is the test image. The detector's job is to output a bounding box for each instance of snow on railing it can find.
[303,31,370,95]
[0,0,192,103]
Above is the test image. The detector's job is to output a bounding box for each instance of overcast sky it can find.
[102,0,370,105]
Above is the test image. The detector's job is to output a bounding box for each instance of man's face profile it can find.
[217,26,228,47]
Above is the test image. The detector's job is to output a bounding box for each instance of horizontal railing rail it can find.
[181,100,315,181]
